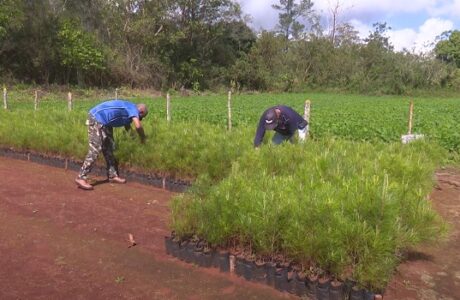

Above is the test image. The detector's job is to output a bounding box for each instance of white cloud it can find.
[389,18,453,52]
[388,28,418,51]
[345,17,453,53]
[426,0,460,17]
[348,19,372,38]
[239,0,278,29]
[314,0,437,15]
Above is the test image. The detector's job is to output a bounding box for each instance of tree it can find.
[99,0,169,87]
[326,0,355,46]
[0,0,62,84]
[166,0,248,89]
[231,31,285,90]
[0,0,25,75]
[334,22,360,47]
[0,0,24,40]
[57,19,105,85]
[435,30,460,67]
[272,0,315,43]
[364,22,393,51]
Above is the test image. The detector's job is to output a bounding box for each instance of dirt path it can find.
[0,157,459,300]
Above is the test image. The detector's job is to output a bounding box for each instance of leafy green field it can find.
[145,93,460,155]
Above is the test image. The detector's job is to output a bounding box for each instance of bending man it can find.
[75,99,148,190]
[254,105,308,148]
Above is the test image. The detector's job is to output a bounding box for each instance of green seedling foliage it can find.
[171,139,447,290]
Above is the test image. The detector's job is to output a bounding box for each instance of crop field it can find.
[148,93,460,151]
[1,89,459,293]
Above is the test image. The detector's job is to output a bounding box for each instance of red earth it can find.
[0,156,459,300]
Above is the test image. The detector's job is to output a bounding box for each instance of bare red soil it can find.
[0,156,459,299]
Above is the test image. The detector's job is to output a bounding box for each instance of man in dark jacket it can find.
[254,105,308,148]
[75,99,148,190]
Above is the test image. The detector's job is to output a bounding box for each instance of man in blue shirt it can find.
[75,100,148,190]
[254,105,308,148]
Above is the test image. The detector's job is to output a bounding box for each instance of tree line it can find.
[0,0,459,94]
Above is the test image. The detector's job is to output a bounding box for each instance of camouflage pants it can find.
[78,113,118,179]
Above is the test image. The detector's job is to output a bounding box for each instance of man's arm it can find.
[131,117,146,143]
[281,106,308,142]
[254,116,266,148]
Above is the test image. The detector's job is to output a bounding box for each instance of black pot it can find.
[164,236,173,255]
[295,273,307,297]
[274,267,288,292]
[307,274,318,298]
[218,251,230,273]
[286,271,297,294]
[184,241,197,263]
[211,250,220,268]
[177,241,188,261]
[193,247,203,266]
[329,280,344,300]
[169,238,181,257]
[316,278,331,300]
[350,286,364,300]
[364,290,375,300]
[253,261,267,284]
[235,255,246,277]
[165,236,179,257]
[201,249,213,268]
[265,262,277,287]
[243,259,254,281]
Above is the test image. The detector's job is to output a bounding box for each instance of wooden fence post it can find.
[115,88,118,100]
[304,100,311,138]
[166,93,171,122]
[34,90,39,111]
[67,92,72,111]
[227,90,232,131]
[407,100,414,135]
[3,86,7,110]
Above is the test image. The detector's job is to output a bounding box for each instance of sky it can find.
[238,0,460,53]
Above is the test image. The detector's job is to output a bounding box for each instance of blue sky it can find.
[239,0,460,52]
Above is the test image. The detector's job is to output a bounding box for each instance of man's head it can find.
[264,108,279,130]
[137,103,148,120]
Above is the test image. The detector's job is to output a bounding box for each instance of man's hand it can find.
[298,125,308,142]
[132,117,147,144]
[124,125,137,139]
[136,127,146,144]
[139,134,146,144]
